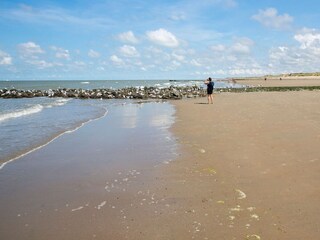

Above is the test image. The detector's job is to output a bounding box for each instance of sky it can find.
[0,0,320,80]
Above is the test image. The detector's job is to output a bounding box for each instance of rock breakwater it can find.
[0,86,206,100]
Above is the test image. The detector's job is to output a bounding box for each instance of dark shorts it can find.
[207,88,213,94]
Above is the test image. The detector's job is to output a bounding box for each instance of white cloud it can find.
[51,46,70,59]
[190,59,202,67]
[146,28,179,47]
[192,37,261,76]
[57,50,70,59]
[118,31,139,44]
[25,59,55,69]
[110,55,124,65]
[172,60,181,66]
[2,4,114,29]
[252,8,293,30]
[146,46,163,54]
[145,46,171,64]
[18,42,44,57]
[228,68,267,76]
[172,52,185,61]
[231,38,254,54]
[88,49,100,58]
[273,29,320,66]
[209,38,254,58]
[215,69,227,75]
[73,61,86,66]
[170,12,186,21]
[268,29,320,73]
[210,44,225,52]
[119,45,140,57]
[0,50,12,65]
[294,29,320,49]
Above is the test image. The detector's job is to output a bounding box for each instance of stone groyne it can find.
[0,86,206,100]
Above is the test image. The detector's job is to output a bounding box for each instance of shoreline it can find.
[2,79,320,100]
[0,91,319,239]
[0,107,108,170]
[0,101,178,240]
[234,77,320,87]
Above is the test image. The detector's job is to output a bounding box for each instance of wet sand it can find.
[235,77,320,87]
[1,92,320,239]
[0,102,178,240]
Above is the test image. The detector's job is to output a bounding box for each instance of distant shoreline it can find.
[232,77,320,88]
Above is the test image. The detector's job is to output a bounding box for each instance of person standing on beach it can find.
[204,77,214,104]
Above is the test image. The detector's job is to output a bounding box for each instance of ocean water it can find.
[0,97,109,166]
[0,80,238,168]
[0,79,240,90]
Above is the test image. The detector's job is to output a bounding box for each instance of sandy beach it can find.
[162,91,320,239]
[1,91,320,239]
[2,0,320,238]
[235,77,320,87]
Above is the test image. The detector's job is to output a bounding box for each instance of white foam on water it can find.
[80,82,90,84]
[0,98,70,123]
[0,107,108,171]
[0,104,43,123]
[46,98,71,108]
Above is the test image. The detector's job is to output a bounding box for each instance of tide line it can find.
[0,108,108,171]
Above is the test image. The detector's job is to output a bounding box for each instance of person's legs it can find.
[209,94,213,104]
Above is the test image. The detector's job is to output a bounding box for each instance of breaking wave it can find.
[0,104,44,123]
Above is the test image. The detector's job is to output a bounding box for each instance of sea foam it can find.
[0,99,70,122]
[0,107,108,171]
[0,104,44,123]
[46,98,70,108]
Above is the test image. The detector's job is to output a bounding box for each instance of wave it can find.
[81,82,90,84]
[46,98,71,108]
[0,104,44,123]
[0,99,71,123]
[0,107,108,171]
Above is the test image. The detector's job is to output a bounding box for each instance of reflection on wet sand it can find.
[0,101,177,240]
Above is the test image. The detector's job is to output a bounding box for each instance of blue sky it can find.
[1,0,320,80]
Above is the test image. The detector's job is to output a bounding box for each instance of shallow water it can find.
[0,79,239,166]
[0,97,109,164]
[0,101,177,239]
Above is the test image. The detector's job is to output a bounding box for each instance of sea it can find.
[0,80,239,169]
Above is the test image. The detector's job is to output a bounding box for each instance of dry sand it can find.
[155,91,320,239]
[235,77,320,87]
